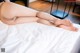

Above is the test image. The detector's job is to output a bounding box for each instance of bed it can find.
[0,21,80,53]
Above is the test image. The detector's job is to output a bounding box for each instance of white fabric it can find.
[0,21,80,53]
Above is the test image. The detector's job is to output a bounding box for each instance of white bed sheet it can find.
[0,21,80,53]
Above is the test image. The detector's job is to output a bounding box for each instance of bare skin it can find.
[0,2,78,31]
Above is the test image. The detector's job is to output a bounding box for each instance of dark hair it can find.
[0,0,4,2]
[10,0,16,2]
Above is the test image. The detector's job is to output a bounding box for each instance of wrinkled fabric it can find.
[0,21,80,53]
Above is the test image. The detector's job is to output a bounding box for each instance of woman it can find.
[0,2,78,31]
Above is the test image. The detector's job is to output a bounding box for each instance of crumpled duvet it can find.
[0,21,80,53]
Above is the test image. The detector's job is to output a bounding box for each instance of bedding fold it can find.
[0,21,80,53]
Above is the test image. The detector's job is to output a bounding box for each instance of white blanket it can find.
[0,21,80,53]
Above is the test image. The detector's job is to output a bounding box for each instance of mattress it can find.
[0,21,80,53]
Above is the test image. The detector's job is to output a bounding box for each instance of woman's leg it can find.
[37,18,54,26]
[36,12,74,27]
[1,2,38,19]
[0,2,59,26]
[15,16,54,26]
[15,17,39,24]
[36,12,59,22]
[1,2,76,31]
[59,25,78,31]
[15,16,78,32]
[1,2,59,22]
[1,2,73,26]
